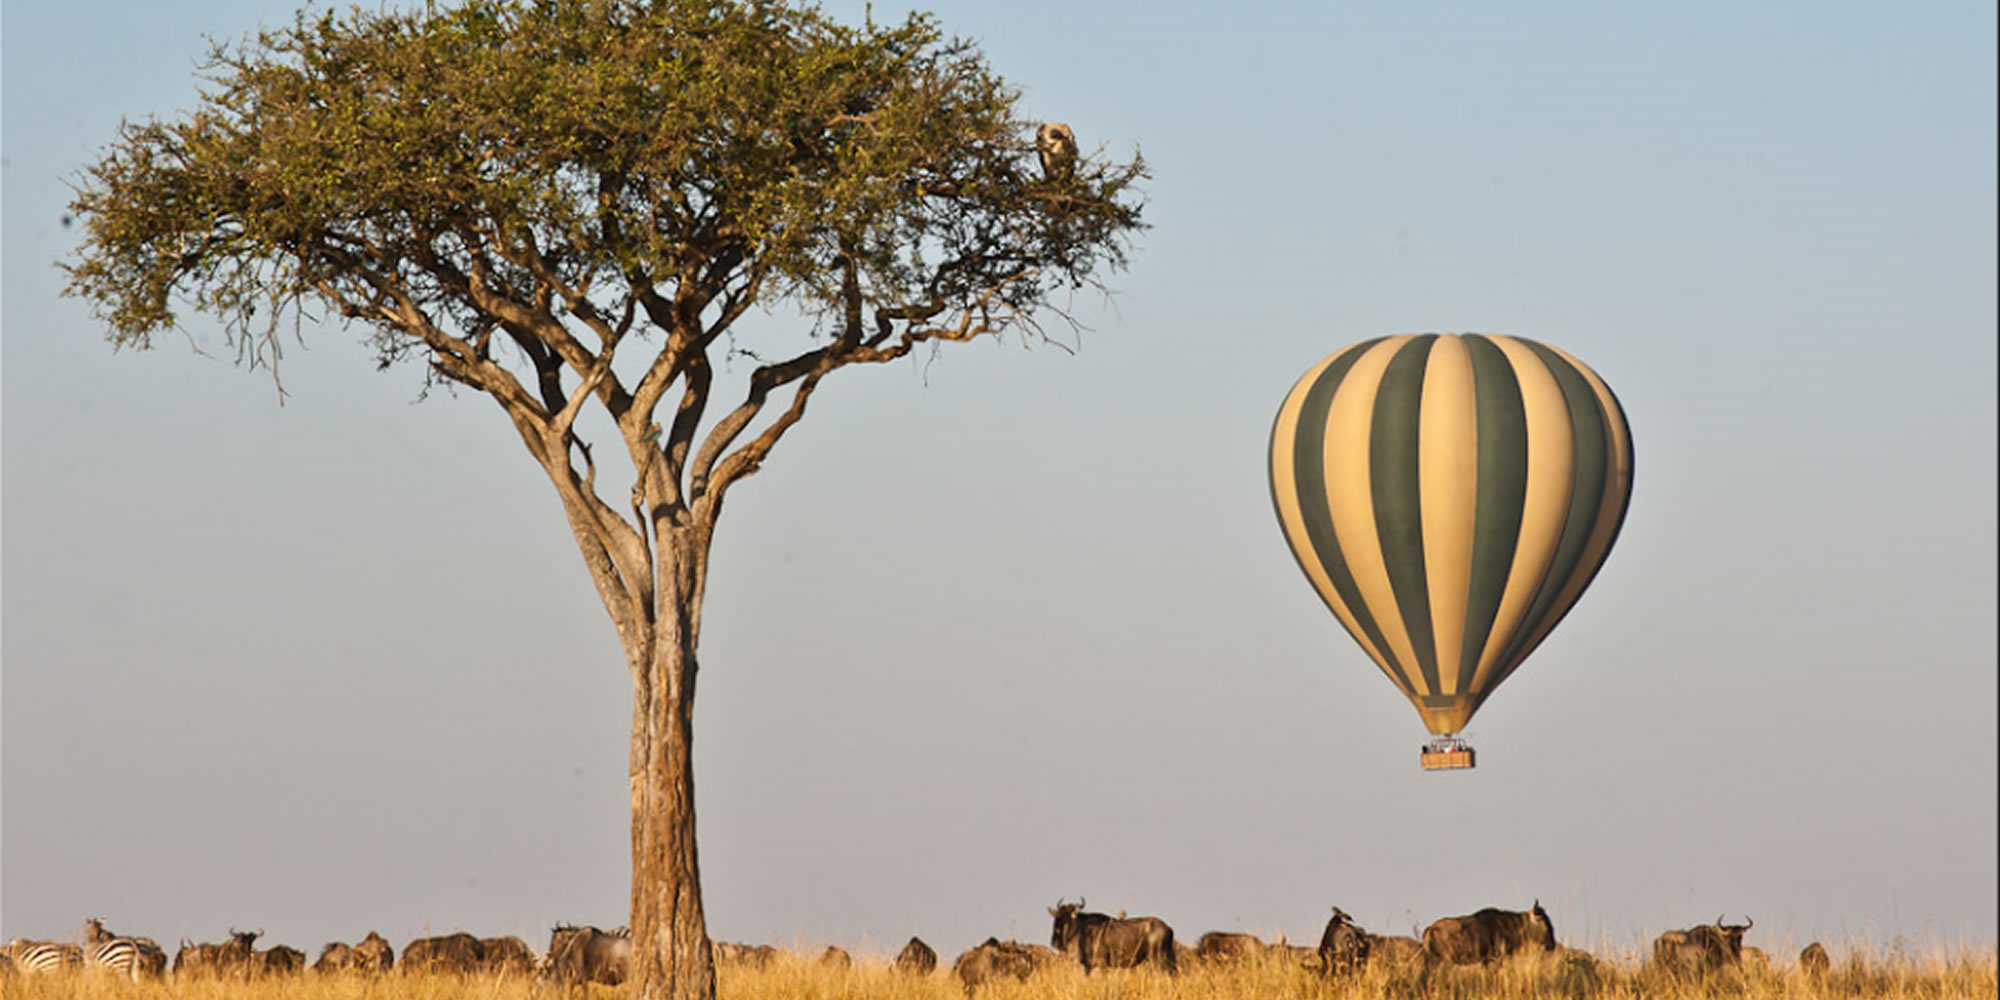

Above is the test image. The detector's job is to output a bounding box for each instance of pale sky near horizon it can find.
[4,0,1995,965]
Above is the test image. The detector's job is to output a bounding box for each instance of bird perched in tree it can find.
[1037,122,1077,180]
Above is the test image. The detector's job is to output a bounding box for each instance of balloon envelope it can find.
[1268,334,1633,736]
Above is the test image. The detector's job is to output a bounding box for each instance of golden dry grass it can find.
[4,945,1993,1000]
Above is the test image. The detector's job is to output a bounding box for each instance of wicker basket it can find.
[1420,747,1476,770]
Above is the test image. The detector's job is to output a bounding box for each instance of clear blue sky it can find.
[5,0,1994,964]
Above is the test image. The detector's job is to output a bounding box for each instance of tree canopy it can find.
[67,0,1144,456]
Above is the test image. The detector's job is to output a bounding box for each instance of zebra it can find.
[5,939,85,974]
[82,918,167,980]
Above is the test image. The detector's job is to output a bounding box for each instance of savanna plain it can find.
[7,946,1996,1000]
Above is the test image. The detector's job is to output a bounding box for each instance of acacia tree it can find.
[62,1,1145,997]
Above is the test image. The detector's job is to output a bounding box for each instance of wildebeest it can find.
[401,932,485,974]
[1424,901,1556,965]
[818,945,853,969]
[543,924,630,988]
[314,942,356,974]
[894,936,937,975]
[175,929,262,978]
[1800,941,1831,977]
[1317,906,1371,975]
[316,930,396,974]
[951,938,1060,994]
[1193,931,1267,964]
[255,944,306,976]
[1049,898,1177,974]
[713,941,778,967]
[1363,932,1428,971]
[1652,915,1753,977]
[481,936,536,976]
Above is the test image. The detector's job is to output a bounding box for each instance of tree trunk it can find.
[628,525,715,1000]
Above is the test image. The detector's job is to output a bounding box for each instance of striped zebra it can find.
[82,918,168,980]
[4,939,85,974]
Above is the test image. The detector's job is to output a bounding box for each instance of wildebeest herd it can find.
[0,903,1836,993]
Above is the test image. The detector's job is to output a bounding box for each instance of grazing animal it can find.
[176,928,262,978]
[255,945,305,976]
[402,932,485,974]
[543,924,630,987]
[1652,915,1753,977]
[818,945,853,969]
[1036,123,1078,180]
[952,938,1060,994]
[355,931,395,972]
[314,942,356,974]
[1194,931,1266,964]
[1364,932,1428,970]
[713,941,778,967]
[1317,907,1371,976]
[81,918,167,981]
[1743,945,1770,970]
[6,939,85,975]
[480,936,536,976]
[1424,901,1556,966]
[318,930,396,974]
[1801,941,1831,977]
[1049,898,1177,974]
[894,936,937,974]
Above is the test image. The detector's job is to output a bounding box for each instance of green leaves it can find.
[64,0,1147,373]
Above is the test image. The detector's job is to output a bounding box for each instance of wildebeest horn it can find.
[1716,914,1726,927]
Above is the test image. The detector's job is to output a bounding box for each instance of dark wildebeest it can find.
[1652,915,1753,977]
[176,929,262,978]
[1317,906,1371,976]
[818,945,853,969]
[481,936,535,976]
[1800,941,1831,978]
[317,930,396,974]
[543,924,629,988]
[313,942,356,974]
[1364,932,1428,971]
[1194,931,1266,964]
[255,945,305,976]
[356,931,396,972]
[1049,898,1177,974]
[1423,901,1556,966]
[894,936,937,975]
[952,938,1061,994]
[713,941,778,967]
[402,932,484,974]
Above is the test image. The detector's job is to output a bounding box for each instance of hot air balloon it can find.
[1268,334,1633,770]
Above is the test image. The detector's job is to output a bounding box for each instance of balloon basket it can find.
[1420,736,1475,771]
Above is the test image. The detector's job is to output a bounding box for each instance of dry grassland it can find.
[5,945,1994,1000]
